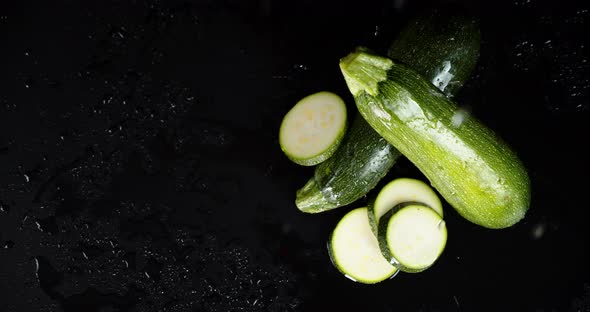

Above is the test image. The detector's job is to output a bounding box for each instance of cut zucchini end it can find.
[328,207,398,284]
[279,91,347,166]
[295,178,335,213]
[383,204,447,272]
[340,49,393,97]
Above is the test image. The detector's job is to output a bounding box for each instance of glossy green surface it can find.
[341,51,530,229]
[296,115,399,212]
[295,13,481,213]
[388,9,480,96]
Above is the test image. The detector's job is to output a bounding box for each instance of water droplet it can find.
[113,30,125,39]
[3,241,15,249]
[532,222,546,239]
[102,94,114,105]
[36,217,58,235]
[0,201,8,213]
[451,109,468,127]
[24,174,30,183]
[293,64,309,71]
[34,258,40,279]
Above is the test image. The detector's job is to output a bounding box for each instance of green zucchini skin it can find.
[295,12,481,213]
[296,115,400,212]
[340,51,531,229]
[388,9,480,97]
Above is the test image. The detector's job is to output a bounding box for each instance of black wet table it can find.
[0,1,588,311]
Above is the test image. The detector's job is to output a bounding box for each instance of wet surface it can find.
[0,0,589,311]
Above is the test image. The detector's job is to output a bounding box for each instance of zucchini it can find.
[339,50,531,229]
[296,115,400,212]
[328,207,398,284]
[368,178,442,236]
[378,202,447,273]
[279,91,347,166]
[296,11,481,213]
[388,8,481,97]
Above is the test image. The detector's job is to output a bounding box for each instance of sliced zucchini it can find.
[368,178,443,235]
[279,91,347,166]
[328,207,398,284]
[378,202,447,273]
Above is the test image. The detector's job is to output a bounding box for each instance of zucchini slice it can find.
[279,91,347,166]
[378,203,447,273]
[368,178,442,235]
[328,207,398,284]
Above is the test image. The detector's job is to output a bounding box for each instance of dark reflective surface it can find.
[0,0,588,311]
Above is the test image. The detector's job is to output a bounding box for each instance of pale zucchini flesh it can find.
[368,178,442,235]
[378,203,447,273]
[328,207,398,284]
[279,91,347,166]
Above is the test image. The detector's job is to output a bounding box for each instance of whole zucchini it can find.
[339,50,530,229]
[296,10,481,213]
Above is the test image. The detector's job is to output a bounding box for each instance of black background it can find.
[0,0,589,311]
